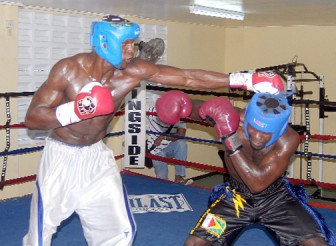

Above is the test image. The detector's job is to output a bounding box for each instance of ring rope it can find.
[146,153,227,173]
[295,151,336,160]
[0,72,335,195]
[0,130,333,160]
[0,91,35,97]
[147,130,220,145]
[4,153,125,187]
[1,122,335,141]
[147,130,336,160]
[146,84,251,99]
[0,123,335,206]
[148,112,336,141]
[300,134,336,141]
[0,121,334,160]
[0,123,25,129]
[146,107,336,204]
[0,146,44,157]
[144,149,336,194]
[146,147,336,191]
[0,131,124,158]
[1,86,336,108]
[146,84,336,109]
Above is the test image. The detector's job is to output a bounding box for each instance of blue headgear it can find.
[244,93,291,147]
[90,16,140,69]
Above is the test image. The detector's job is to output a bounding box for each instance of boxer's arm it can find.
[25,61,72,130]
[132,60,230,89]
[228,127,300,193]
[157,66,230,89]
[26,58,114,129]
[132,60,284,94]
[195,97,298,193]
[56,82,114,126]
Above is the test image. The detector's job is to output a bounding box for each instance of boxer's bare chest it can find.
[105,73,141,108]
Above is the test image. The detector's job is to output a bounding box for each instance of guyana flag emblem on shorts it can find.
[201,213,227,237]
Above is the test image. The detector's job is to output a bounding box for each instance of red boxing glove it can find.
[74,84,114,120]
[229,71,285,94]
[155,90,192,125]
[56,82,114,126]
[199,97,242,155]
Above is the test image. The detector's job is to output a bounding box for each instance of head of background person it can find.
[244,92,291,150]
[90,15,140,69]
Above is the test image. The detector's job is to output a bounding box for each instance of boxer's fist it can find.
[199,97,239,137]
[56,82,114,126]
[156,90,192,125]
[199,97,242,155]
[74,83,114,120]
[229,71,284,94]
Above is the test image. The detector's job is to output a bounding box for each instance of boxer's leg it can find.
[76,142,136,246]
[23,139,80,246]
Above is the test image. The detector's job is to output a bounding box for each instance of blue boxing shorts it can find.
[189,177,327,245]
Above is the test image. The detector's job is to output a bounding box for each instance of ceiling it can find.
[4,0,336,28]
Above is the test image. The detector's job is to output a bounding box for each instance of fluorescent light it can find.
[190,5,245,20]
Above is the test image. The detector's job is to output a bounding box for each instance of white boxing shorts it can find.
[23,137,136,246]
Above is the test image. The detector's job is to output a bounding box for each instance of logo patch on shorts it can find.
[201,213,226,237]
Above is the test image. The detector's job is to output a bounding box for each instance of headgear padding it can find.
[244,93,291,147]
[90,16,140,69]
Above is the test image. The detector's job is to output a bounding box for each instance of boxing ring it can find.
[1,61,336,245]
[0,172,335,246]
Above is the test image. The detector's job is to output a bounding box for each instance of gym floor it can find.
[0,172,335,246]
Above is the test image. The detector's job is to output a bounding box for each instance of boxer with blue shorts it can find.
[168,92,336,246]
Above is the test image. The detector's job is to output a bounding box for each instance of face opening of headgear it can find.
[244,92,291,147]
[90,15,140,69]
